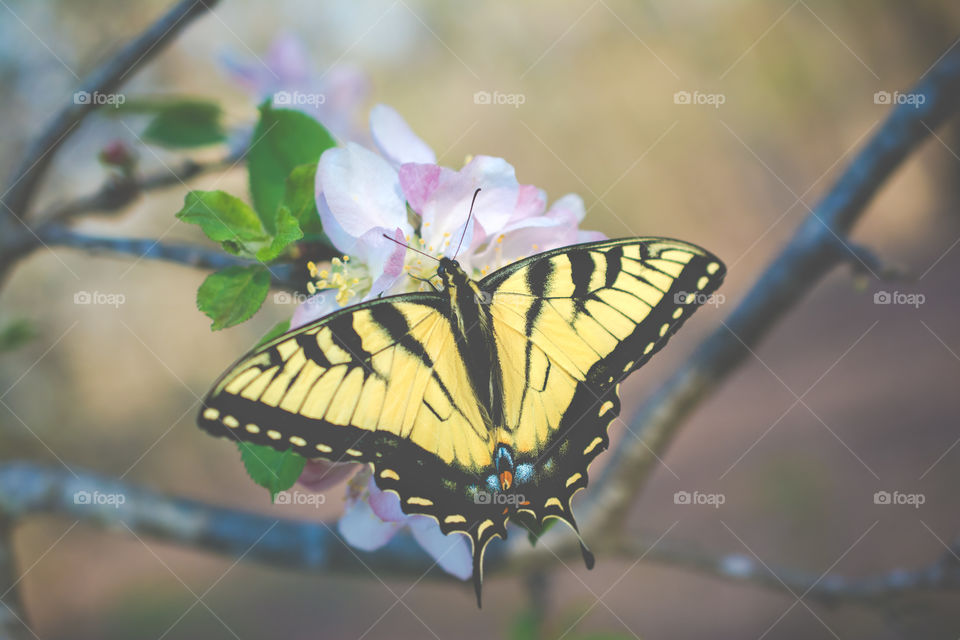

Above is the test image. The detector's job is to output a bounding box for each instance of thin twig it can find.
[0,516,31,640]
[36,224,298,286]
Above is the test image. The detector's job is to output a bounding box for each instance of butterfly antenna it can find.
[381,233,440,262]
[453,188,481,260]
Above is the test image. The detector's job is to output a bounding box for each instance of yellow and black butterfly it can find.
[197,235,725,606]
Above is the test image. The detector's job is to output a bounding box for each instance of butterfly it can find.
[197,236,725,606]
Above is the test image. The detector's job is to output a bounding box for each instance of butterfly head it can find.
[437,257,468,289]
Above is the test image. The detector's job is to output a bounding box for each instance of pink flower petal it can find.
[297,460,361,492]
[265,34,312,87]
[408,516,473,580]
[317,143,410,244]
[338,494,402,551]
[367,477,407,523]
[547,193,587,224]
[398,163,445,214]
[577,230,607,243]
[420,155,519,260]
[291,292,338,329]
[370,104,436,167]
[512,185,547,222]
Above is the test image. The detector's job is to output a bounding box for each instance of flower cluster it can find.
[296,103,604,325]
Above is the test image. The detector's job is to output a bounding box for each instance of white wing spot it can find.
[697,275,709,290]
[345,448,362,457]
[672,307,683,319]
[245,424,260,434]
[659,323,670,337]
[289,436,307,447]
[202,408,220,421]
[707,262,720,275]
[223,415,239,428]
[267,430,282,440]
[315,443,333,453]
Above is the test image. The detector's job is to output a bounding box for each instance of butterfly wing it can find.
[482,238,726,536]
[198,293,508,561]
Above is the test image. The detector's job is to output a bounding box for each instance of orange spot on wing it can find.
[499,470,513,490]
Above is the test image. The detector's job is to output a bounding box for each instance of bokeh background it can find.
[1,1,959,638]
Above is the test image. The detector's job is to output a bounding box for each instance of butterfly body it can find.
[198,238,726,606]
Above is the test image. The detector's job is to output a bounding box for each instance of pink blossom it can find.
[222,34,370,143]
[338,476,472,580]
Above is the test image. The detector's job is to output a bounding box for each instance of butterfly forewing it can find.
[198,295,502,538]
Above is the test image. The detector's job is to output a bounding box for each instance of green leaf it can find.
[255,206,303,262]
[0,319,36,353]
[176,190,269,257]
[248,102,336,231]
[509,609,540,640]
[527,517,558,547]
[255,319,291,348]
[281,163,324,235]
[237,442,306,500]
[197,265,270,330]
[115,97,226,148]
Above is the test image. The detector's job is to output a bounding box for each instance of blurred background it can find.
[1,0,959,638]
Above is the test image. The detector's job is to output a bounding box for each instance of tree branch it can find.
[1,462,957,606]
[0,0,220,225]
[577,42,960,541]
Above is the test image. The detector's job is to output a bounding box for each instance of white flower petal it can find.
[318,143,410,242]
[338,494,402,551]
[370,104,436,167]
[408,516,473,580]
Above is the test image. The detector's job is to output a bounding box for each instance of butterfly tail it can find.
[472,541,484,608]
